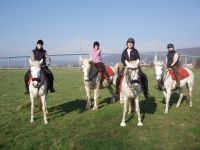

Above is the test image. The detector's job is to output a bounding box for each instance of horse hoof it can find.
[176,105,180,108]
[120,122,126,127]
[164,111,168,114]
[137,122,143,126]
[128,111,131,115]
[189,104,192,107]
[30,120,34,123]
[92,106,98,110]
[44,121,48,124]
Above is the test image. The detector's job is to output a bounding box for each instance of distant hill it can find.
[177,47,200,56]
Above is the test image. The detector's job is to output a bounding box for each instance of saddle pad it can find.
[168,67,189,80]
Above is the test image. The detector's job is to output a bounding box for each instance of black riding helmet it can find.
[93,41,100,48]
[37,40,44,45]
[127,38,135,44]
[167,43,174,49]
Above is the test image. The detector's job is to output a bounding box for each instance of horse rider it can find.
[24,40,55,94]
[90,41,110,83]
[115,38,149,99]
[166,43,180,88]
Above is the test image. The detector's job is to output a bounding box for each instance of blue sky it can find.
[0,0,199,56]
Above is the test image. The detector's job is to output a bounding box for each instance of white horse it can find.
[29,59,48,124]
[120,60,143,127]
[80,57,121,110]
[154,60,194,113]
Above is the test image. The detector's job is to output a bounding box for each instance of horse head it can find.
[154,60,164,81]
[29,59,43,88]
[125,59,140,89]
[79,56,94,81]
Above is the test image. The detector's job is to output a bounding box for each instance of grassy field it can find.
[0,68,199,150]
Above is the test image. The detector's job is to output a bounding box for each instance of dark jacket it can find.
[167,50,179,68]
[31,48,51,67]
[121,48,140,66]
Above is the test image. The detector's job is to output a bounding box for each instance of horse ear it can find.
[79,56,83,65]
[125,60,130,66]
[39,59,43,65]
[136,59,140,66]
[29,59,33,66]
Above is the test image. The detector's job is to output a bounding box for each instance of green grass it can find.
[0,68,199,150]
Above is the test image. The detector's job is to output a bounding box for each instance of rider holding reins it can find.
[115,38,149,99]
[24,40,55,94]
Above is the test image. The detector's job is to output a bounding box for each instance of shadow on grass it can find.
[161,92,187,110]
[48,99,87,116]
[140,97,157,122]
[98,97,113,109]
[125,96,157,124]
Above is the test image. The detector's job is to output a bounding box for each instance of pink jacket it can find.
[90,48,102,63]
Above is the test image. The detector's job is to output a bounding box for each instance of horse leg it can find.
[107,85,115,103]
[120,96,128,126]
[128,99,132,115]
[30,94,34,123]
[85,86,91,109]
[176,88,183,108]
[92,87,99,110]
[120,92,124,104]
[44,96,48,114]
[165,89,171,114]
[41,95,48,124]
[188,85,193,107]
[135,97,143,126]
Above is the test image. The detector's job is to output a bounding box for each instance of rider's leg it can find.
[44,67,55,92]
[98,62,110,80]
[172,65,180,87]
[115,75,121,99]
[24,69,30,94]
[138,66,149,98]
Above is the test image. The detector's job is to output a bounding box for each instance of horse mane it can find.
[113,63,124,75]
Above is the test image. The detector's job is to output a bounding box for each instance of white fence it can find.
[0,52,199,69]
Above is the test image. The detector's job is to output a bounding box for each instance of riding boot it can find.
[24,70,30,94]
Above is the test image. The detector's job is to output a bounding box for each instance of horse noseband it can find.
[131,80,140,84]
[32,78,41,82]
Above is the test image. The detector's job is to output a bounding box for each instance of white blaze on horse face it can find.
[30,62,41,87]
[82,59,91,81]
[155,65,163,81]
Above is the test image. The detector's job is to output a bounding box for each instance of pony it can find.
[154,60,194,113]
[29,59,48,124]
[120,60,143,127]
[80,56,121,110]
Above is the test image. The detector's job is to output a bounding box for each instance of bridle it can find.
[126,67,140,90]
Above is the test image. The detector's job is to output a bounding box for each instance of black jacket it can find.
[167,50,179,68]
[121,48,140,66]
[32,48,47,67]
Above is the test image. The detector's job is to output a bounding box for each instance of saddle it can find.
[95,64,114,80]
[168,67,189,80]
